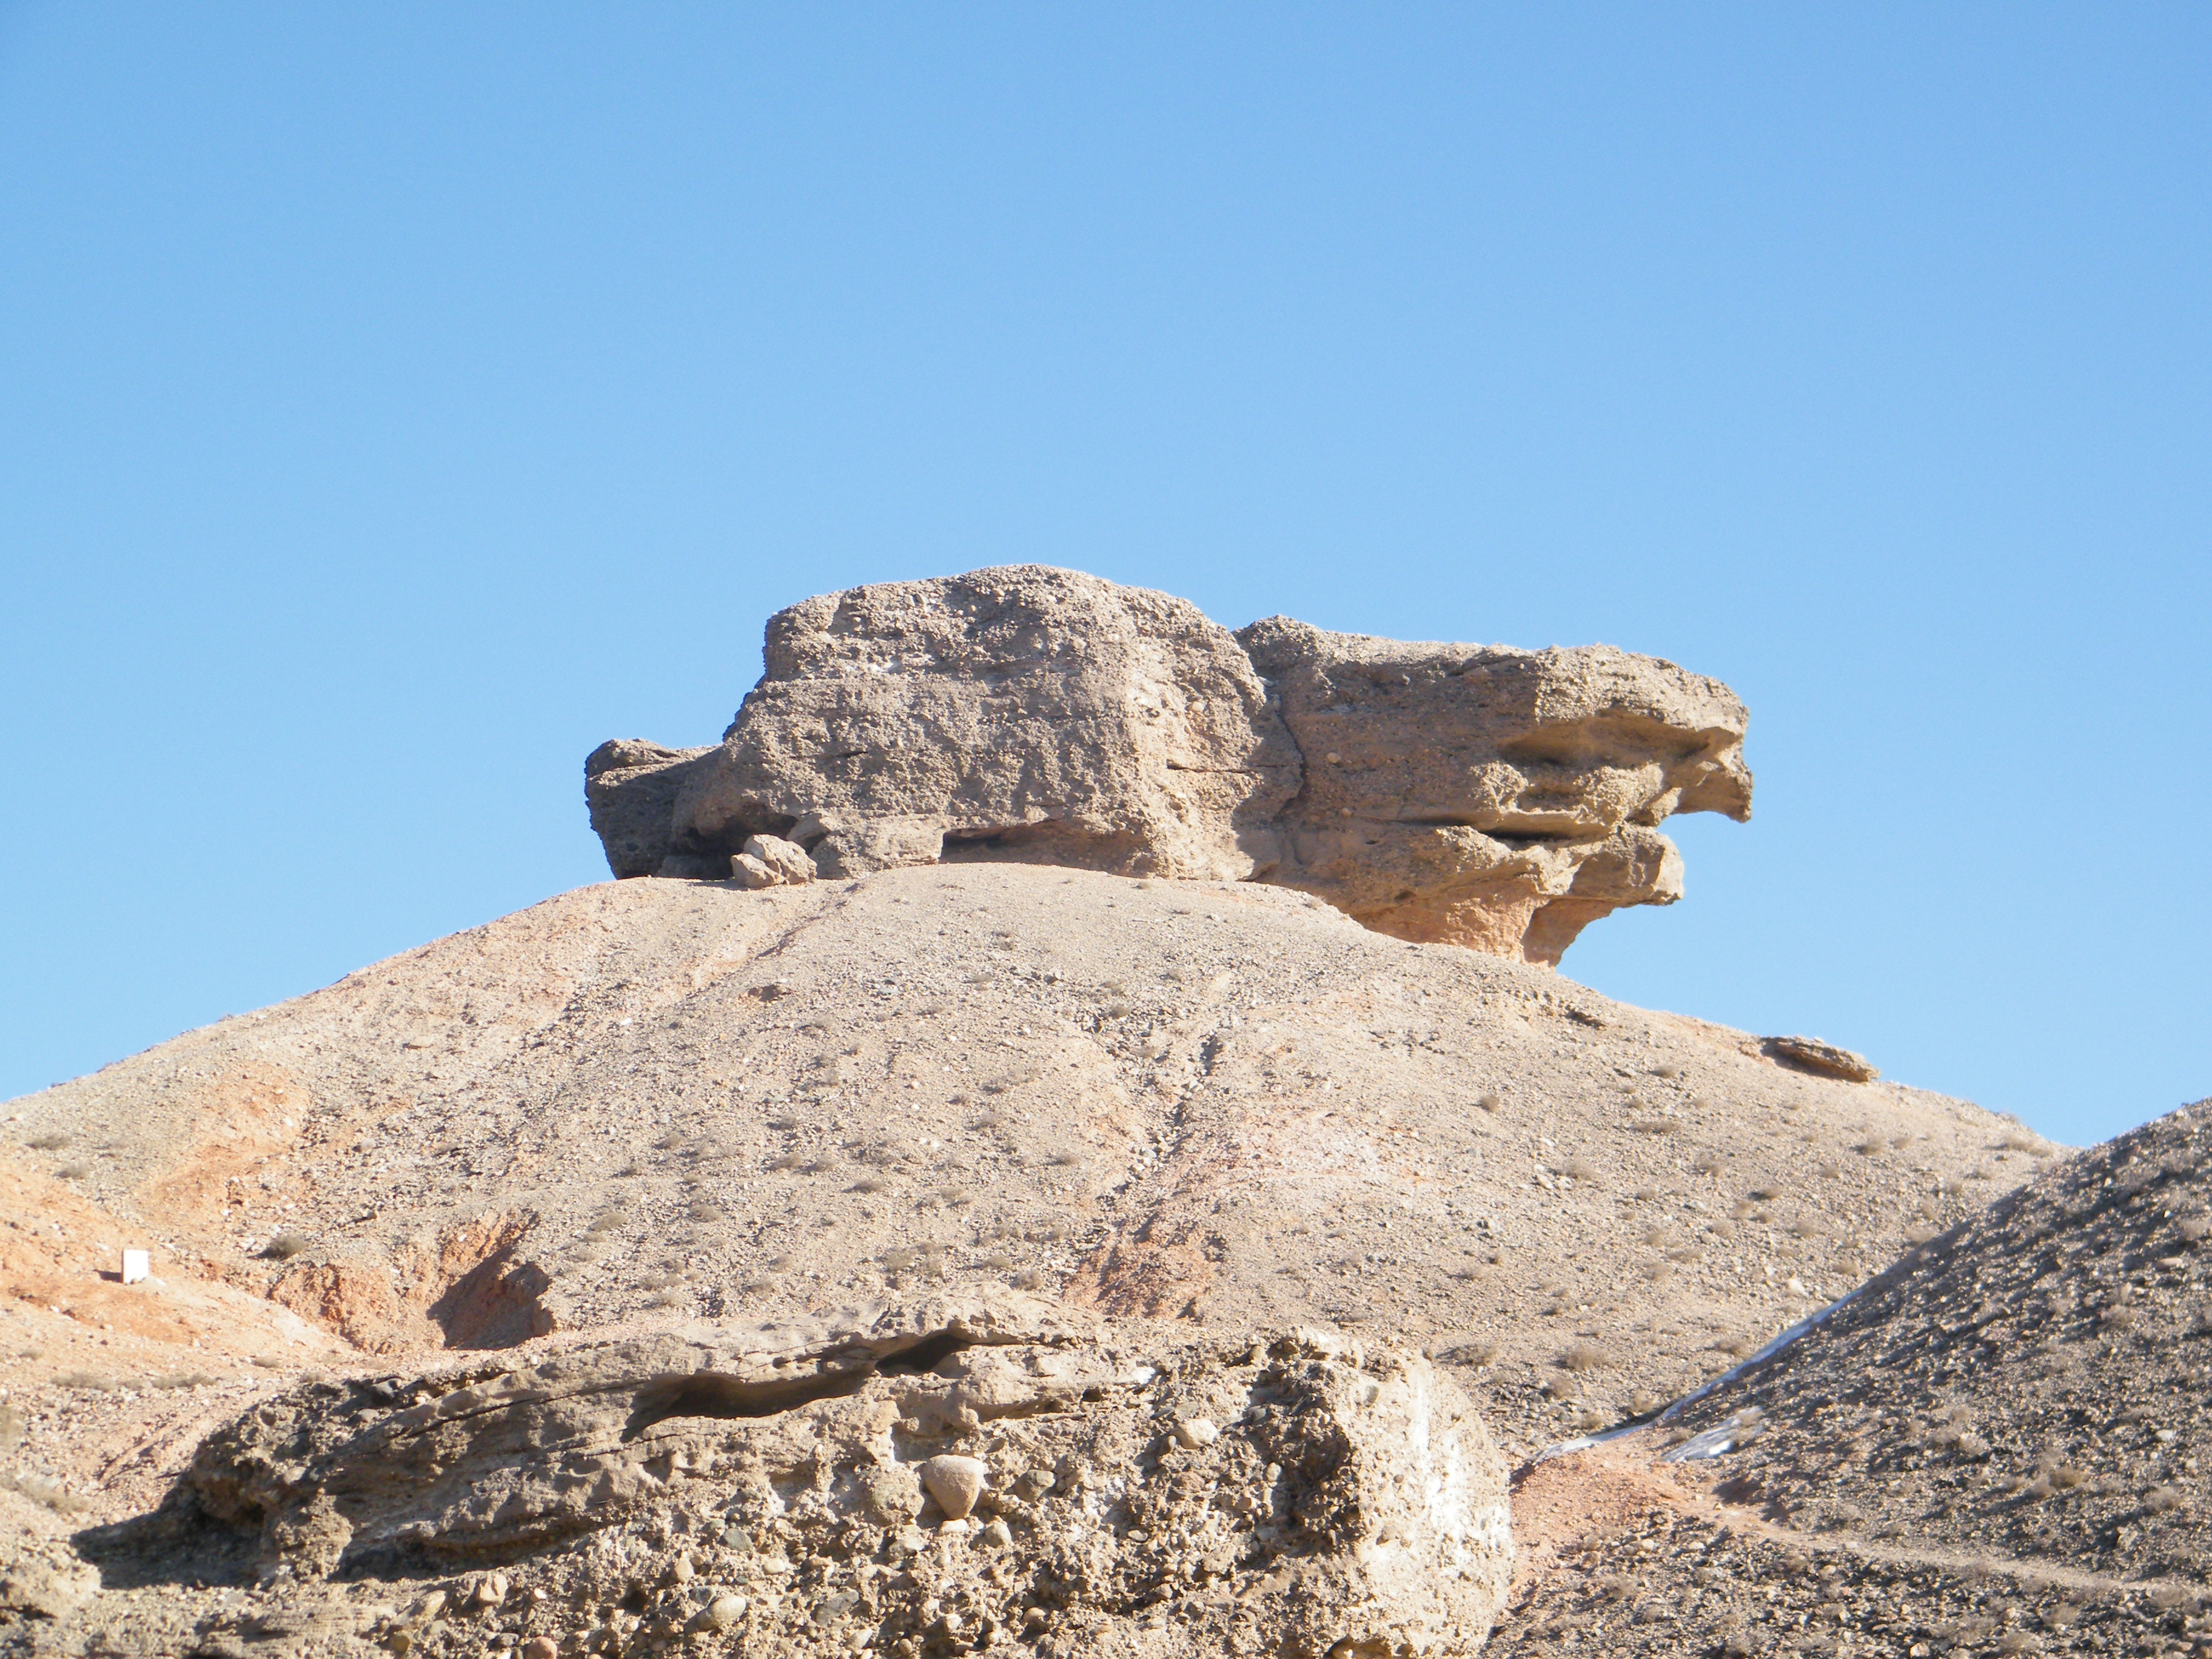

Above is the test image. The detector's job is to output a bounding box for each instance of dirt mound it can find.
[0,862,2045,1654]
[2,868,2028,1455]
[1489,1104,2210,1656]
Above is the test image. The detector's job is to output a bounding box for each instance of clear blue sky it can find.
[3,6,2205,1148]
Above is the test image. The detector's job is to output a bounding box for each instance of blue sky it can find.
[2,5,2205,1147]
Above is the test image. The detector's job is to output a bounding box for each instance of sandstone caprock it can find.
[586,566,1752,965]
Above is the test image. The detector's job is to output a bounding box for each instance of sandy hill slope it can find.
[3,868,2033,1525]
[1492,1103,2209,1658]
[0,567,2077,1654]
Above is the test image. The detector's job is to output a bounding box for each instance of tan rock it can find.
[1172,1414,1219,1448]
[743,833,816,885]
[583,739,716,878]
[918,1453,988,1520]
[1236,615,1751,964]
[599,565,1301,883]
[692,1594,746,1632]
[1763,1034,1879,1082]
[140,1299,1512,1659]
[588,566,1751,965]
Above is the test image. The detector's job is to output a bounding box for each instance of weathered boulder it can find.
[645,566,1301,883]
[1763,1034,1879,1083]
[583,740,716,879]
[1236,617,1752,964]
[731,833,817,889]
[158,1296,1513,1658]
[586,566,1752,964]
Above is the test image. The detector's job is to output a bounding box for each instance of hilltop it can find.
[0,569,2062,1657]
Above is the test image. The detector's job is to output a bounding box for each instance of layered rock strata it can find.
[1235,616,1752,962]
[95,1299,1513,1659]
[587,566,1751,965]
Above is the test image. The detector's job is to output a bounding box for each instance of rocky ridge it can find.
[1487,1102,2212,1658]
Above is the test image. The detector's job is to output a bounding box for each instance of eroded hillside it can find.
[4,866,2034,1523]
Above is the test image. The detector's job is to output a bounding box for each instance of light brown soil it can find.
[0,865,2051,1652]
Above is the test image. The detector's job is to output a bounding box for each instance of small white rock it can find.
[1173,1416,1220,1449]
[982,1518,1013,1547]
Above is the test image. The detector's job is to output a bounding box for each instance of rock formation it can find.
[587,566,1751,965]
[93,1298,1512,1659]
[588,567,1299,888]
[1235,616,1752,962]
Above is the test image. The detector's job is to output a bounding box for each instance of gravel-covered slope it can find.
[1489,1102,2211,1657]
[4,865,2035,1469]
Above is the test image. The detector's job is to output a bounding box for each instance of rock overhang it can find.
[585,565,1751,966]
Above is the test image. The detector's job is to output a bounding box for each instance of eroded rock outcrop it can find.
[1236,617,1752,964]
[595,568,1300,886]
[117,1298,1512,1658]
[587,565,1750,964]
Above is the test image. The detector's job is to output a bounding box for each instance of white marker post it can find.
[121,1249,150,1285]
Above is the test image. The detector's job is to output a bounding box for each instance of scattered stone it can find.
[1172,1414,1219,1448]
[1763,1034,1879,1082]
[919,1453,989,1520]
[744,833,817,885]
[692,1593,746,1633]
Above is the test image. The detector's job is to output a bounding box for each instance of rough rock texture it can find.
[585,742,717,880]
[652,566,1301,886]
[1762,1035,1880,1084]
[586,566,1751,965]
[1235,618,1752,964]
[740,834,816,886]
[73,1300,1512,1659]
